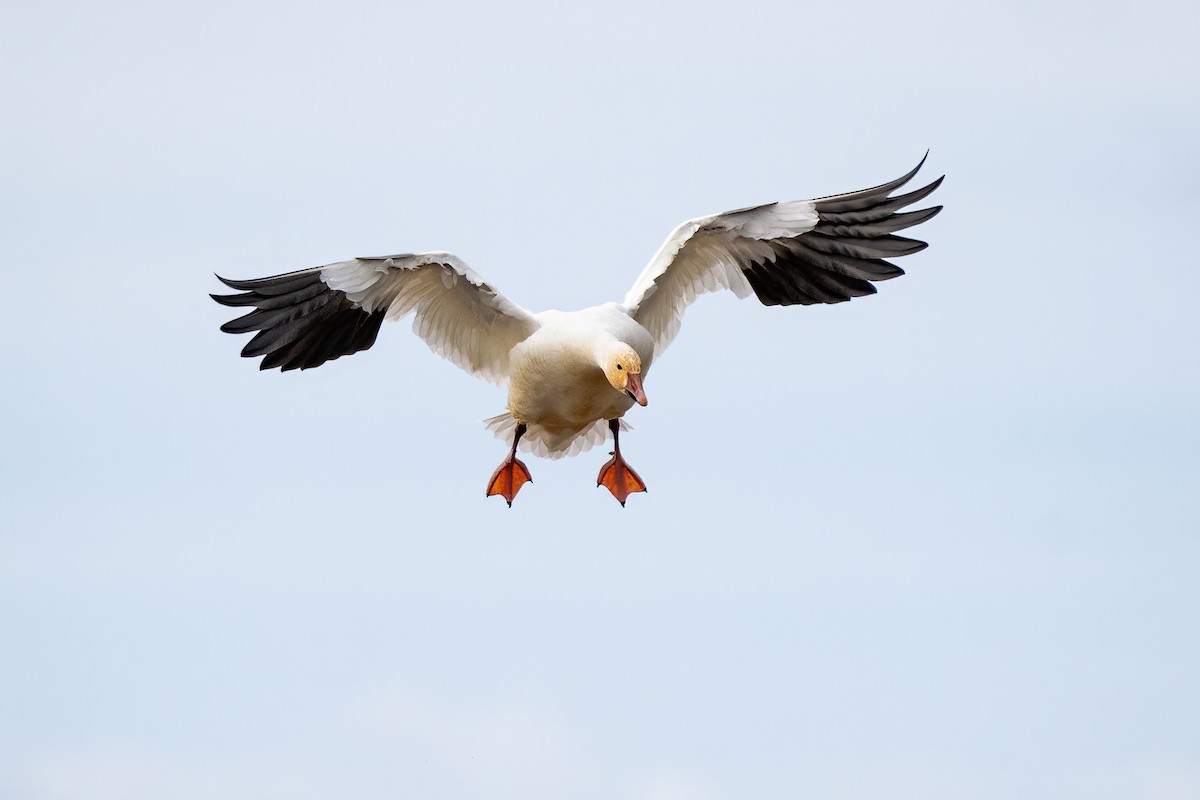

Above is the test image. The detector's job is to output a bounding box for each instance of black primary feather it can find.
[212,269,386,371]
[740,156,942,308]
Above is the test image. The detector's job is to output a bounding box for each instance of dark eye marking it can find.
[616,364,623,370]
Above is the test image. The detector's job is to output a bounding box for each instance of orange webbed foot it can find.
[488,422,531,507]
[487,457,532,507]
[597,453,647,507]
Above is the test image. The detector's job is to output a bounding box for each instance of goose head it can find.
[600,342,647,406]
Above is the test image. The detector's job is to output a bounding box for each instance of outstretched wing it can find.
[212,252,539,383]
[623,155,943,359]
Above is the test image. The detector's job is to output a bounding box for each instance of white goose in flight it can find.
[213,157,942,505]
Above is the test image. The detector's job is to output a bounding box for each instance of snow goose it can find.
[212,156,942,505]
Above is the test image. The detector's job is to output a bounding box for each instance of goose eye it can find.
[616,364,623,370]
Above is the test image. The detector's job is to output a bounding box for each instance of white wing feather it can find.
[320,252,539,384]
[623,201,820,359]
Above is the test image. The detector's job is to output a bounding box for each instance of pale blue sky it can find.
[2,1,1198,798]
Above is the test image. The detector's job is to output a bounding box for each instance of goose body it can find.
[505,305,655,456]
[213,157,943,504]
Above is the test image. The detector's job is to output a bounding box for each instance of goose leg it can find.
[487,422,532,507]
[597,418,647,506]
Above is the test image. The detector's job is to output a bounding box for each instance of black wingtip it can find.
[878,151,931,196]
[813,153,935,212]
[215,274,245,290]
[897,150,933,189]
[912,149,930,175]
[211,292,248,308]
[894,151,936,190]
